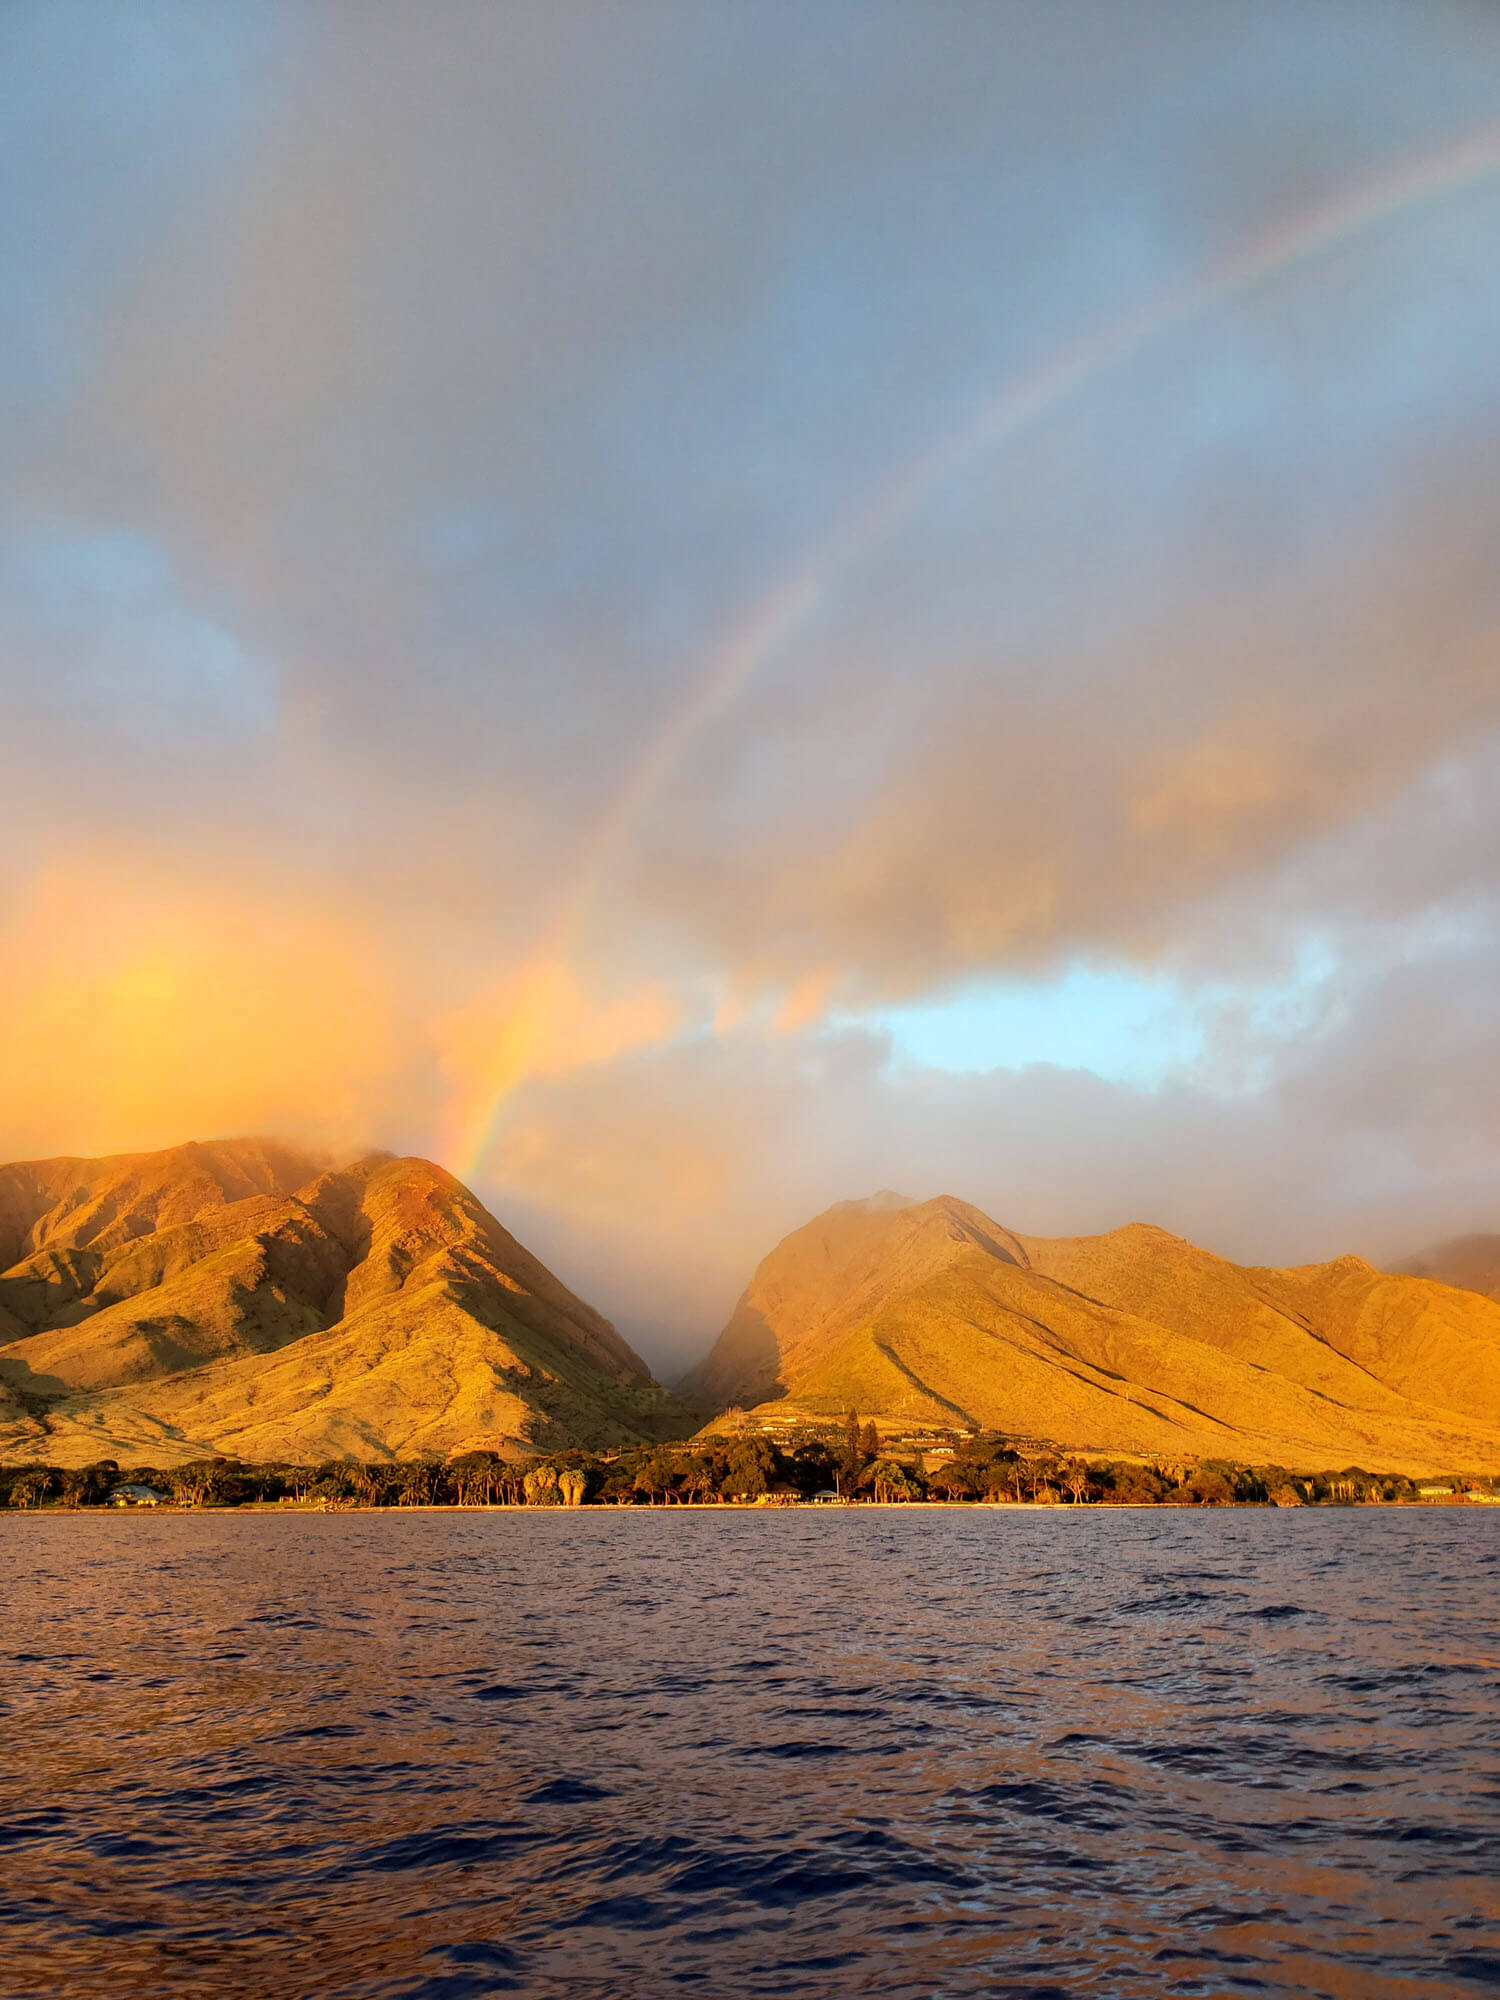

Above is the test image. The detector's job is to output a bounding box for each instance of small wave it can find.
[522,1777,612,1804]
[737,1739,855,1759]
[5,1507,1499,1998]
[360,1822,530,1873]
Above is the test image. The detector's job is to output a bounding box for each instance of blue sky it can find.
[872,970,1207,1087]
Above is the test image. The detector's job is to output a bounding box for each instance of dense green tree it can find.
[397,1460,439,1506]
[522,1464,560,1506]
[61,1462,115,1507]
[632,1447,684,1505]
[308,1462,359,1505]
[448,1451,509,1505]
[722,1437,777,1500]
[596,1453,644,1504]
[926,1462,980,1501]
[0,1445,1475,1511]
[349,1462,393,1506]
[675,1454,717,1504]
[1184,1469,1235,1505]
[871,1459,918,1503]
[170,1461,228,1507]
[788,1441,838,1498]
[1096,1462,1170,1505]
[842,1411,861,1481]
[8,1468,52,1508]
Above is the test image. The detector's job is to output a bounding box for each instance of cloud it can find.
[2,527,275,746]
[0,854,412,1162]
[479,887,1500,1374]
[436,959,685,1174]
[4,2,1500,1364]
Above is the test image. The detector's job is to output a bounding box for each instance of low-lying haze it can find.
[5,1,1500,1371]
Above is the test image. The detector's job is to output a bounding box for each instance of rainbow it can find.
[450,115,1500,1178]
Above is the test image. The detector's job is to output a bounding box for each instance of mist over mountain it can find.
[1393,1234,1500,1305]
[0,1140,691,1467]
[684,1193,1500,1474]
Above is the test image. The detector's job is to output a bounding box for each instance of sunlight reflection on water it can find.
[3,1509,1499,1998]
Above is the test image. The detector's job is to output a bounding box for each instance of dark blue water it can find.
[4,1509,1499,1999]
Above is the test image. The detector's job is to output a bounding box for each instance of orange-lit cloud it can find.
[770,966,840,1033]
[436,959,683,1177]
[0,857,401,1163]
[1129,712,1316,860]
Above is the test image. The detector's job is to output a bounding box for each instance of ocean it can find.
[4,1508,1498,1998]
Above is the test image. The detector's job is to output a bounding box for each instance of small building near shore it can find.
[109,1484,167,1507]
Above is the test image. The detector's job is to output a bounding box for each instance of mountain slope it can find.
[0,1141,691,1466]
[685,1195,1500,1473]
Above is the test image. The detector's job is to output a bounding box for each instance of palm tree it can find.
[522,1464,560,1506]
[872,1459,913,1503]
[398,1460,436,1506]
[681,1459,714,1505]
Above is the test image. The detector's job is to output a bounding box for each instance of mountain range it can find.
[683,1193,1500,1474]
[4,1143,1499,1475]
[0,1140,690,1467]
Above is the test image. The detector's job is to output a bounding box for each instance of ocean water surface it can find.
[4,1508,1499,1999]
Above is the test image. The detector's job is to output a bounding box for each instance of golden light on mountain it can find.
[686,1194,1500,1475]
[0,1140,690,1466]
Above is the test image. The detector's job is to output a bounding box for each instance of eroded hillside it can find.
[0,1140,691,1466]
[684,1194,1500,1474]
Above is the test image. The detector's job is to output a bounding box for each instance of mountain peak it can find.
[683,1193,1500,1474]
[0,1140,693,1467]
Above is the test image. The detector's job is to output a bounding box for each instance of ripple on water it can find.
[2,1508,1499,2000]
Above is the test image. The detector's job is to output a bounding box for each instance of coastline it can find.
[11,1497,1494,1515]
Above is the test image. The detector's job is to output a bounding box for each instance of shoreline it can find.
[10,1497,1494,1516]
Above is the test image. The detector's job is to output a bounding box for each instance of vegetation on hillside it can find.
[3,1420,1492,1510]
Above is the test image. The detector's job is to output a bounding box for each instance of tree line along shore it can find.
[3,1421,1496,1510]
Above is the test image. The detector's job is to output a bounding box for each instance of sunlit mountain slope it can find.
[683,1195,1500,1473]
[0,1140,691,1466]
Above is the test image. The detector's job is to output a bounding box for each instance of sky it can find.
[5,0,1500,1374]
